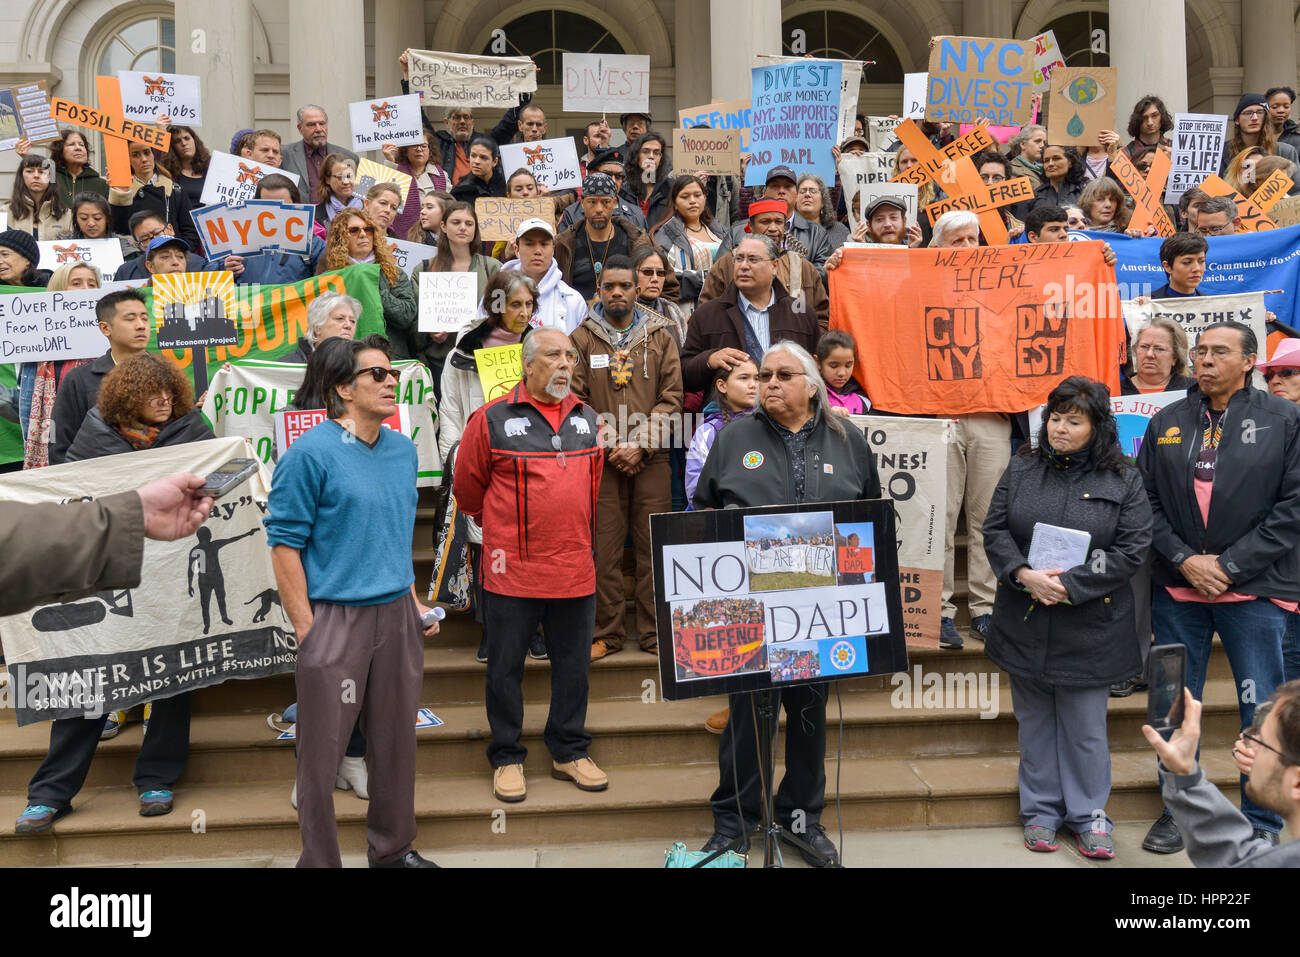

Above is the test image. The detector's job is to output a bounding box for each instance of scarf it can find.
[347,251,376,265]
[115,421,164,451]
[24,358,91,469]
[327,194,363,219]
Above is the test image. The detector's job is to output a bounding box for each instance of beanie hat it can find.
[0,229,39,268]
[230,128,254,154]
[1234,93,1267,120]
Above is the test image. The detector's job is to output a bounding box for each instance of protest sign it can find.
[0,437,293,726]
[678,100,752,158]
[37,238,125,276]
[1111,149,1175,237]
[672,128,741,176]
[475,196,555,242]
[153,271,238,350]
[1029,30,1066,91]
[926,36,1035,126]
[355,157,412,207]
[1123,291,1270,387]
[903,73,928,119]
[349,93,423,151]
[385,237,437,277]
[1269,196,1300,228]
[853,182,919,234]
[562,53,650,113]
[959,122,1020,143]
[849,415,951,647]
[474,343,523,402]
[829,242,1124,414]
[746,59,842,187]
[51,76,171,186]
[192,200,315,260]
[0,287,110,362]
[925,176,1033,226]
[891,120,1009,243]
[1110,391,1184,458]
[406,50,537,110]
[866,117,896,151]
[839,152,902,227]
[1165,114,1228,204]
[1249,169,1294,214]
[762,55,862,144]
[1198,174,1278,232]
[117,71,202,125]
[500,136,581,191]
[419,271,479,333]
[201,358,439,483]
[274,405,409,454]
[201,151,300,207]
[2,81,59,146]
[651,500,906,700]
[1047,68,1118,146]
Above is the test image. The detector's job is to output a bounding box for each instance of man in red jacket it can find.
[454,328,609,804]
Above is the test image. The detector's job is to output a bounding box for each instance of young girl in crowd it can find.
[817,330,870,417]
[684,358,759,506]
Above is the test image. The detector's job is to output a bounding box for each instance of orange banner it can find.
[1199,174,1279,232]
[1244,169,1293,214]
[829,242,1123,415]
[1111,150,1174,237]
[672,622,765,677]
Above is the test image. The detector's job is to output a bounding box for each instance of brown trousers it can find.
[295,593,423,868]
[593,456,670,651]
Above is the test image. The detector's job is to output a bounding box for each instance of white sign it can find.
[407,50,538,110]
[349,93,424,152]
[848,181,918,233]
[903,73,928,119]
[191,200,316,260]
[1124,292,1269,388]
[0,288,111,362]
[865,117,896,151]
[562,53,650,113]
[1165,113,1230,204]
[385,237,438,277]
[201,151,300,207]
[117,70,203,125]
[274,405,410,454]
[1029,30,1066,92]
[37,239,124,277]
[499,136,582,192]
[419,271,480,333]
[838,152,900,228]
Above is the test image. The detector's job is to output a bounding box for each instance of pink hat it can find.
[1256,338,1300,371]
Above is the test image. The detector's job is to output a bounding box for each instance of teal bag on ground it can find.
[663,840,747,868]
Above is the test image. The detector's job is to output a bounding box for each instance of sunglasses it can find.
[1263,368,1300,382]
[637,268,667,278]
[347,225,374,237]
[356,366,400,383]
[758,370,806,382]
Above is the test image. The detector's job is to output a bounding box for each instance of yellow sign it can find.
[474,344,523,402]
[355,158,414,207]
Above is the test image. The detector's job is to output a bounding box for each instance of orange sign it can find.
[891,121,996,186]
[926,176,1034,225]
[838,546,874,574]
[49,77,170,187]
[1199,174,1279,232]
[1110,150,1175,237]
[1249,169,1294,214]
[672,623,765,677]
[829,242,1123,414]
[892,120,1010,244]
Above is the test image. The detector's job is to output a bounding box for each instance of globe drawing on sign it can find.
[1061,75,1104,138]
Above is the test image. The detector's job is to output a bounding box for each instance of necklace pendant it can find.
[593,262,602,277]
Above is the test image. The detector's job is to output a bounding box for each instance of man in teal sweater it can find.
[265,334,440,868]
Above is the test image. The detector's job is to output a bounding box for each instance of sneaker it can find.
[138,789,174,817]
[590,639,614,661]
[142,701,152,737]
[1023,825,1059,852]
[100,711,126,741]
[15,804,70,835]
[336,755,369,799]
[552,756,609,791]
[476,636,488,664]
[1110,676,1142,697]
[1075,830,1116,859]
[493,763,527,802]
[705,708,730,734]
[528,632,548,660]
[970,614,991,641]
[939,617,963,649]
[1141,812,1184,854]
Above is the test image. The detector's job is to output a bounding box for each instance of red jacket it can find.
[454,383,604,598]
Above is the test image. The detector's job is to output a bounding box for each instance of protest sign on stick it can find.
[1123,292,1270,387]
[117,71,202,125]
[475,197,555,242]
[891,120,1009,244]
[1248,169,1294,214]
[1165,114,1228,204]
[385,238,438,277]
[1111,150,1175,237]
[746,59,841,186]
[672,128,741,176]
[0,287,113,363]
[349,93,424,151]
[1198,174,1279,232]
[760,55,862,144]
[1029,30,1066,91]
[355,158,413,207]
[500,137,581,191]
[1047,68,1118,146]
[37,239,125,277]
[406,50,537,110]
[840,152,902,227]
[865,117,896,151]
[926,36,1035,126]
[51,76,171,186]
[903,73,928,119]
[562,53,650,112]
[192,200,315,260]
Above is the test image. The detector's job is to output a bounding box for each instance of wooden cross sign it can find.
[49,76,171,188]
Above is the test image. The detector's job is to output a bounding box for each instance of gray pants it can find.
[1132,560,1153,673]
[1008,674,1112,833]
[295,593,423,868]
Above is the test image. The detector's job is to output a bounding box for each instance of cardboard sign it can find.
[419,271,479,333]
[355,157,413,207]
[200,151,300,207]
[1,81,59,148]
[274,405,408,453]
[891,121,996,186]
[1029,30,1066,92]
[925,176,1034,226]
[117,71,202,125]
[903,73,928,120]
[406,50,537,110]
[678,99,752,158]
[1124,292,1270,389]
[0,287,113,362]
[386,237,437,277]
[1197,175,1279,232]
[1165,113,1229,204]
[500,136,581,191]
[191,200,316,260]
[474,343,523,402]
[926,36,1035,126]
[672,128,741,176]
[746,60,842,186]
[475,197,555,242]
[1268,195,1300,228]
[349,93,424,152]
[1047,68,1118,146]
[562,53,650,113]
[152,271,238,350]
[1111,150,1175,237]
[1249,169,1294,213]
[50,78,171,187]
[36,238,124,276]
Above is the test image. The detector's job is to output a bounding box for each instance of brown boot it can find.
[705,708,730,734]
[552,757,609,791]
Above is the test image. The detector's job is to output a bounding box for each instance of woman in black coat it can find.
[982,376,1152,861]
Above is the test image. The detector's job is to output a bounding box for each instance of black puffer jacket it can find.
[65,408,215,462]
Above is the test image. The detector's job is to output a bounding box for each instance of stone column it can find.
[374,0,425,98]
[289,0,365,147]
[675,0,711,110]
[1110,0,1187,118]
[710,0,782,102]
[174,0,254,142]
[1242,0,1297,97]
[962,0,1011,38]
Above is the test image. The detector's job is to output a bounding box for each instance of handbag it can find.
[663,841,746,868]
[427,442,475,612]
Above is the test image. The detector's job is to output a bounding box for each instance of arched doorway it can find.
[780,7,908,116]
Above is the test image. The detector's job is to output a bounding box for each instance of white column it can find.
[374,0,425,98]
[289,0,366,147]
[174,0,254,142]
[675,0,711,110]
[1242,0,1297,96]
[1110,0,1187,118]
[962,0,1011,38]
[710,0,782,102]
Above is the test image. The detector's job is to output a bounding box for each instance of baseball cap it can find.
[865,195,908,219]
[765,165,798,185]
[839,134,871,152]
[146,235,190,256]
[515,217,554,240]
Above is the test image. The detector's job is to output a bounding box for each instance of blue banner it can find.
[746,60,841,187]
[1074,225,1300,332]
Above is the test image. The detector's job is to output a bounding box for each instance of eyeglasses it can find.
[347,225,374,237]
[1194,346,1244,359]
[758,370,806,383]
[134,227,167,248]
[1199,221,1233,235]
[1136,344,1172,355]
[980,173,1007,184]
[1240,706,1296,766]
[637,268,667,278]
[1264,368,1300,382]
[733,255,774,265]
[147,395,175,408]
[1238,109,1267,119]
[355,366,399,383]
[796,187,821,196]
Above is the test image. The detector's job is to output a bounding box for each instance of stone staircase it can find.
[0,498,1247,866]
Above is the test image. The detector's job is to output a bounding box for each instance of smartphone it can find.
[1146,644,1187,733]
[199,458,259,498]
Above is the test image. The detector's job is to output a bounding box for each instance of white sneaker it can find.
[100,711,126,741]
[336,756,369,800]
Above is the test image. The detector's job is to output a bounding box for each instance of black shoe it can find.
[476,637,488,663]
[939,617,963,650]
[1110,676,1141,697]
[370,850,439,868]
[783,823,840,867]
[1141,812,1184,854]
[970,614,991,641]
[1252,828,1280,846]
[700,831,749,855]
[528,631,548,660]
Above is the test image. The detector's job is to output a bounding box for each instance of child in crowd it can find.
[817,330,870,417]
[684,358,759,506]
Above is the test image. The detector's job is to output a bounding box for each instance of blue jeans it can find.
[1284,613,1300,685]
[1152,591,1286,833]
